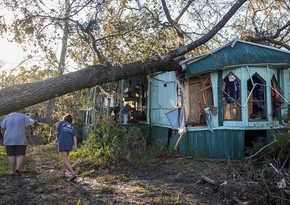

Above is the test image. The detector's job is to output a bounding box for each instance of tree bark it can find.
[0,58,179,116]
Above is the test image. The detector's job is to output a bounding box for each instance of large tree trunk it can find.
[0,58,179,116]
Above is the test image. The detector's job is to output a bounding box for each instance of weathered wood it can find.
[174,130,186,151]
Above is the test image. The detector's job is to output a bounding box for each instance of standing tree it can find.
[45,0,71,125]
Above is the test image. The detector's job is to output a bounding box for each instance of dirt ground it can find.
[0,143,290,205]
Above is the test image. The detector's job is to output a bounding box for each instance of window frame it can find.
[247,73,268,121]
[222,72,242,121]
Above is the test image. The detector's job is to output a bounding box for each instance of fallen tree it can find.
[0,0,247,115]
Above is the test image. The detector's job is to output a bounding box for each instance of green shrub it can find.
[71,117,126,166]
[73,117,84,142]
[0,146,10,174]
[33,123,52,144]
[248,131,290,168]
[71,117,177,171]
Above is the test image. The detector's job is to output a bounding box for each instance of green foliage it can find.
[33,123,52,144]
[0,146,10,174]
[155,193,182,205]
[73,117,84,141]
[70,116,178,172]
[271,132,290,152]
[122,126,147,157]
[265,132,290,167]
[248,131,290,169]
[244,140,265,157]
[71,117,127,166]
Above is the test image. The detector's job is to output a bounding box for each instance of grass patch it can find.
[0,146,10,174]
[155,194,182,205]
[131,187,149,194]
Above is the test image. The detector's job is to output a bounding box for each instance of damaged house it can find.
[148,39,290,159]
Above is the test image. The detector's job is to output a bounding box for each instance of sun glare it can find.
[0,38,25,71]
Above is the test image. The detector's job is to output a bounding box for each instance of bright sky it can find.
[0,38,26,71]
[0,5,27,71]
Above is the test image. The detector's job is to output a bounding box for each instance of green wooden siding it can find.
[150,126,288,159]
[168,129,245,159]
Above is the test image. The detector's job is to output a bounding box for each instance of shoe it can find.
[69,175,77,181]
[15,170,21,176]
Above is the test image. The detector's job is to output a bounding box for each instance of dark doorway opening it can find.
[245,130,267,150]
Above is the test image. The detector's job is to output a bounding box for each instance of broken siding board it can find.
[187,78,199,124]
[149,72,178,127]
[191,80,204,124]
[186,74,213,126]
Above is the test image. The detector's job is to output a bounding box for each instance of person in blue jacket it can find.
[55,114,78,181]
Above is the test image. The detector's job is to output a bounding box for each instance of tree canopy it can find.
[0,0,289,116]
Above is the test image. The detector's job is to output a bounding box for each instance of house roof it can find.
[182,39,290,78]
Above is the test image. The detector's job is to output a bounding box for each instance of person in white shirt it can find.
[1,109,32,176]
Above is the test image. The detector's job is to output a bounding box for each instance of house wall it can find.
[148,66,289,131]
[183,66,288,130]
[171,129,245,159]
[210,72,219,127]
[147,67,289,159]
[148,72,177,127]
[149,125,285,159]
[218,66,287,128]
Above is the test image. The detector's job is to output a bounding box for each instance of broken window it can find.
[223,72,241,121]
[247,73,267,120]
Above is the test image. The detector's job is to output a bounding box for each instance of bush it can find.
[72,117,126,166]
[71,117,177,172]
[73,117,84,142]
[33,123,52,144]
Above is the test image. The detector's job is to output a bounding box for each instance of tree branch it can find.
[175,0,195,23]
[163,0,248,61]
[244,21,290,51]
